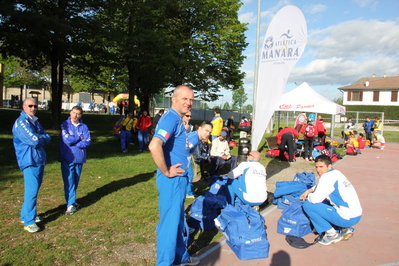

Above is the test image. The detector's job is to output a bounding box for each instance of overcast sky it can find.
[211,0,399,107]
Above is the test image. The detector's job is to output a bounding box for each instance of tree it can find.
[232,86,248,111]
[222,102,231,111]
[245,104,253,113]
[94,0,248,112]
[333,96,343,105]
[0,0,104,129]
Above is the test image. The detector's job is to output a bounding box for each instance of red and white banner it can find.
[252,5,307,149]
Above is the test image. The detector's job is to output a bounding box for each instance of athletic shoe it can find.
[24,223,40,233]
[175,257,200,266]
[318,232,343,245]
[20,216,44,224]
[73,202,81,209]
[340,227,354,240]
[66,205,77,215]
[252,206,260,212]
[305,158,309,162]
[309,157,314,161]
[186,195,195,199]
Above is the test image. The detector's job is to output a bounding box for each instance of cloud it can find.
[289,55,399,86]
[304,4,328,14]
[239,11,256,24]
[309,19,399,59]
[353,0,378,8]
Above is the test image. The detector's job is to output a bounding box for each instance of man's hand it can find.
[300,188,314,201]
[167,163,184,178]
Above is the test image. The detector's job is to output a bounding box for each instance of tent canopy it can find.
[276,82,346,115]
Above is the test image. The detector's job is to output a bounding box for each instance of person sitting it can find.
[300,155,362,245]
[226,151,267,207]
[357,133,366,149]
[371,131,385,150]
[193,138,216,181]
[210,131,237,174]
[276,127,299,163]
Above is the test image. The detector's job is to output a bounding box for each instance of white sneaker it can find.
[24,223,40,233]
[175,257,200,266]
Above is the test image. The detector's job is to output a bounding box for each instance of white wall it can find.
[343,90,399,106]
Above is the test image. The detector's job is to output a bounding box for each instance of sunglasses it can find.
[28,105,38,108]
[185,115,191,117]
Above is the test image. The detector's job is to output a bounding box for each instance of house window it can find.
[391,91,398,102]
[373,91,379,102]
[347,91,363,101]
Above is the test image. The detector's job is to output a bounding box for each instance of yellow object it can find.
[112,94,140,106]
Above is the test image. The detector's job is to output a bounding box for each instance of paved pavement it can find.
[195,143,399,266]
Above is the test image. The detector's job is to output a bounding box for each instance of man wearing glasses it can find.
[12,98,51,233]
[226,151,267,207]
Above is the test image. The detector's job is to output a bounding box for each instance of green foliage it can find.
[345,105,399,119]
[232,86,248,110]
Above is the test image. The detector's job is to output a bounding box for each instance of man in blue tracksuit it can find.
[149,85,200,266]
[362,116,374,142]
[300,155,362,245]
[13,98,51,233]
[186,121,213,197]
[59,106,91,215]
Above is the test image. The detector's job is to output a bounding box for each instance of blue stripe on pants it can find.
[21,165,44,226]
[303,200,362,233]
[156,170,190,266]
[61,162,83,207]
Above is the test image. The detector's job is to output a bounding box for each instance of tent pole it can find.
[330,114,335,139]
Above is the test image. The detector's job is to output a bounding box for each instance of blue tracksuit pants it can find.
[156,170,190,266]
[303,200,362,233]
[61,162,83,207]
[21,165,44,226]
[120,130,132,152]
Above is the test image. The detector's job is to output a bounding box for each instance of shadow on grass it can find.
[40,171,155,226]
[266,157,290,180]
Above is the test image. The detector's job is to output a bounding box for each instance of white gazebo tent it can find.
[276,82,346,137]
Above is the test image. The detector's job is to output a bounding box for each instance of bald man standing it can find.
[149,85,199,266]
[226,151,267,206]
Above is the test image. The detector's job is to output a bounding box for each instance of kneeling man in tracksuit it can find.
[226,151,267,207]
[300,155,362,245]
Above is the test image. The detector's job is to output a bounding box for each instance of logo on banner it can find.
[262,29,300,63]
[279,103,292,109]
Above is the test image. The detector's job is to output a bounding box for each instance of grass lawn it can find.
[0,108,397,265]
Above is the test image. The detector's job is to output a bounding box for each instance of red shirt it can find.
[136,115,152,131]
[276,127,299,144]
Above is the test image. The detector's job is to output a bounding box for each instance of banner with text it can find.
[252,5,307,149]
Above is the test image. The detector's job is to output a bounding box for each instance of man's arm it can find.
[149,137,184,178]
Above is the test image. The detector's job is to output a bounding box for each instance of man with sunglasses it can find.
[12,98,51,233]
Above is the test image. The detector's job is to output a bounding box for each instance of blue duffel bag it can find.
[215,204,269,260]
[277,200,313,237]
[189,192,227,230]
